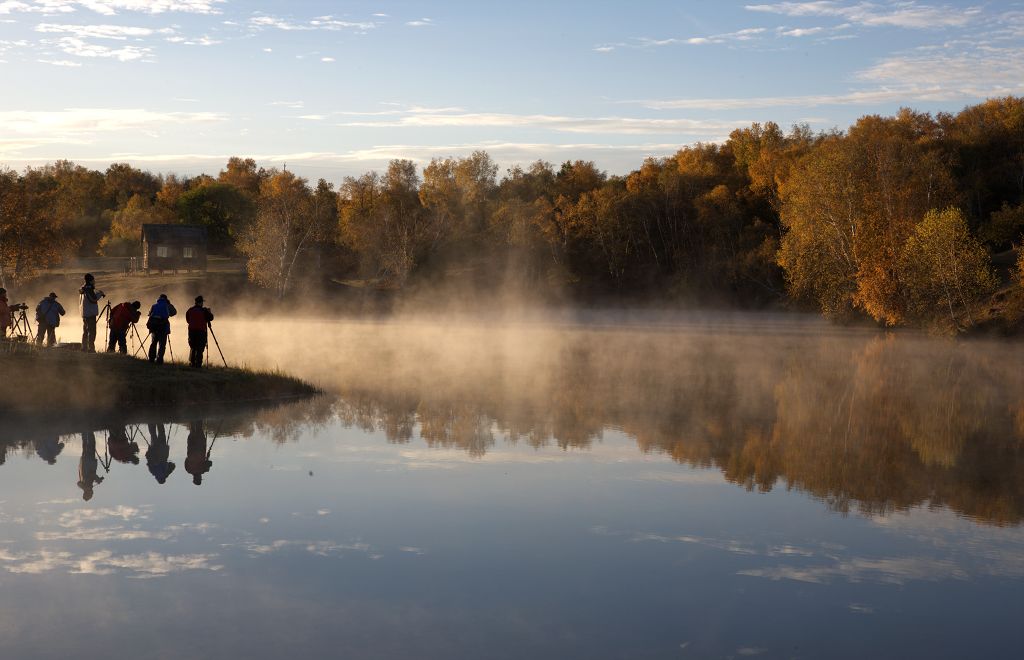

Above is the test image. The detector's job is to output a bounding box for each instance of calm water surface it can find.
[3,318,1024,659]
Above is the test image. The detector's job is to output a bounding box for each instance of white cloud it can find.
[37,57,80,65]
[269,100,304,108]
[745,1,981,29]
[47,35,150,59]
[598,28,767,51]
[36,22,167,38]
[0,108,225,155]
[632,43,1024,112]
[171,34,219,45]
[320,56,334,62]
[1,0,223,14]
[857,46,1024,91]
[336,108,750,135]
[632,87,967,110]
[777,26,825,36]
[310,15,376,31]
[250,14,377,32]
[405,17,432,27]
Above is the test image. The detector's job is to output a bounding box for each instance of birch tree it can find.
[901,207,996,327]
[239,170,335,298]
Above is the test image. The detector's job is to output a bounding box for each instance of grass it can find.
[1,344,319,415]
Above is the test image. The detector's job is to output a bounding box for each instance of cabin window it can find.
[183,247,195,259]
[156,245,169,258]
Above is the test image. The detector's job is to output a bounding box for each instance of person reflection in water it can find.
[146,423,175,484]
[108,427,140,465]
[185,420,212,486]
[34,435,65,465]
[77,431,104,501]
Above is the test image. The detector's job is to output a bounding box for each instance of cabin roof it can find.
[141,224,208,245]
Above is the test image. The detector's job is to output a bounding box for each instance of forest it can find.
[1,96,1022,329]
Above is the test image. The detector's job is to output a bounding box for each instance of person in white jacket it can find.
[79,273,105,353]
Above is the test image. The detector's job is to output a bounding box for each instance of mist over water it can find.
[204,311,1024,525]
[4,309,1024,658]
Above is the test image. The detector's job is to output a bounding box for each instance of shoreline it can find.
[1,344,320,417]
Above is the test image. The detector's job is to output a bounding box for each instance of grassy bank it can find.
[1,345,319,415]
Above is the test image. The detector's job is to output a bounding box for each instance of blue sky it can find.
[1,0,1021,180]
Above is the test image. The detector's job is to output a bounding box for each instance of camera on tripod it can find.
[9,302,28,312]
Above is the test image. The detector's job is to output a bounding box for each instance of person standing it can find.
[0,288,10,340]
[79,273,105,352]
[185,295,215,368]
[146,293,177,364]
[145,422,175,485]
[78,431,104,501]
[34,292,65,347]
[185,420,212,486]
[107,300,141,354]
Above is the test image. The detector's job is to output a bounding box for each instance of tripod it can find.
[10,308,34,341]
[97,301,112,349]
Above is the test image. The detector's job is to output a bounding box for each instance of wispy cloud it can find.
[596,27,767,52]
[745,1,981,29]
[249,14,377,32]
[777,26,826,36]
[631,42,1024,111]
[405,17,433,27]
[0,0,224,15]
[336,108,750,135]
[0,107,225,155]
[857,45,1024,90]
[45,35,151,60]
[37,57,80,65]
[35,22,171,38]
[631,87,974,110]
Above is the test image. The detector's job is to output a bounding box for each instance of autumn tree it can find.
[218,156,266,197]
[98,193,175,256]
[339,160,434,285]
[778,112,955,323]
[0,168,71,284]
[239,170,336,298]
[901,207,996,327]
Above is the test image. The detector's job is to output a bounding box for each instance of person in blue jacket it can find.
[146,294,177,364]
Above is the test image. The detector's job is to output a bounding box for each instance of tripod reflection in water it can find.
[53,422,219,499]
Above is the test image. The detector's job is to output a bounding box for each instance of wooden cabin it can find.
[141,224,208,273]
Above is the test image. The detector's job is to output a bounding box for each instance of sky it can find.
[0,0,1022,181]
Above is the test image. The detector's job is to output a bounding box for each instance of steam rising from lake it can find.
[205,311,1024,525]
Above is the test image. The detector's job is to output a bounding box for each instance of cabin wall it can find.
[142,240,208,272]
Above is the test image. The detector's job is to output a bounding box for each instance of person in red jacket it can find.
[185,295,215,368]
[106,300,141,354]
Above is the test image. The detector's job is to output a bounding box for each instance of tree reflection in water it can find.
[330,333,1024,526]
[2,330,1023,525]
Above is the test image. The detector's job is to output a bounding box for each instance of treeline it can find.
[1,96,1023,327]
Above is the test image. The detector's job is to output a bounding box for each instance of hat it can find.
[84,273,94,282]
[131,300,141,309]
[158,293,167,300]
[195,295,204,304]
[48,292,58,298]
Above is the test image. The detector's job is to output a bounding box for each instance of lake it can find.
[2,315,1023,659]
